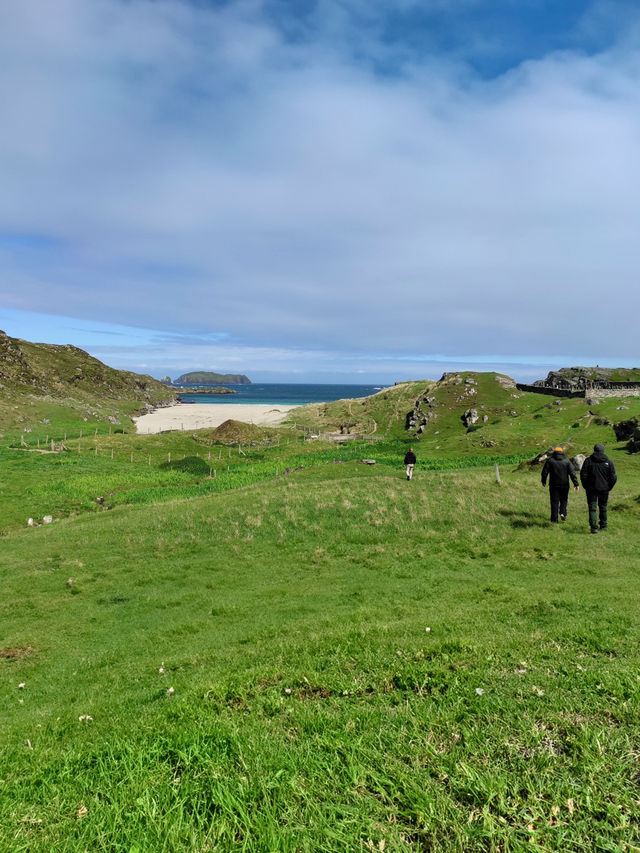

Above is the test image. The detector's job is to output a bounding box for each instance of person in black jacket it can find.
[404,448,417,481]
[541,446,579,523]
[580,443,617,533]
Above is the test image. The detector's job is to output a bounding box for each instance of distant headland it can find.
[162,371,251,386]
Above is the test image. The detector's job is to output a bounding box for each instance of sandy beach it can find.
[133,403,299,434]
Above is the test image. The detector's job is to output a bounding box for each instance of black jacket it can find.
[580,450,617,492]
[404,451,417,465]
[541,451,578,488]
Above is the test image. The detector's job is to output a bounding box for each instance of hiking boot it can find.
[590,528,599,534]
[599,525,607,530]
[559,514,566,522]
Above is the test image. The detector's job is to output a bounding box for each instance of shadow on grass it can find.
[497,509,550,529]
[159,456,211,475]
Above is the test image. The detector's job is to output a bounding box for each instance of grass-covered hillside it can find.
[2,367,640,850]
[286,371,640,459]
[0,330,175,436]
[2,445,640,851]
[283,380,436,439]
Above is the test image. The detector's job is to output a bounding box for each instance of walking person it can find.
[580,443,617,533]
[541,446,579,523]
[404,447,417,481]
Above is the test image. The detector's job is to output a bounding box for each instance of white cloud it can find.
[0,0,639,379]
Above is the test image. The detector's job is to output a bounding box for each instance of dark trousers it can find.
[549,485,569,522]
[587,490,609,530]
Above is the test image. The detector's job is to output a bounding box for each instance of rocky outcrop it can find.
[628,428,640,454]
[613,417,639,441]
[462,408,479,428]
[406,394,438,433]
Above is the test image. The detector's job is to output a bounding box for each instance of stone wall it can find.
[588,387,640,399]
[516,382,640,399]
[515,383,583,398]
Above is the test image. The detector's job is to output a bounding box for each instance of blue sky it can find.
[1,0,639,383]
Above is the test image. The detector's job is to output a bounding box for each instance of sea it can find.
[175,383,386,406]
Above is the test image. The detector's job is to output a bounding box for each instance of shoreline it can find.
[133,402,299,434]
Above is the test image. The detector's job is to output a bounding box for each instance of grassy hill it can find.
[1,451,639,850]
[2,362,640,850]
[0,330,175,436]
[285,371,640,459]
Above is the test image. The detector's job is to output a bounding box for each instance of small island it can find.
[172,371,251,386]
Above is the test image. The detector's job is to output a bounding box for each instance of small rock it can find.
[18,682,26,689]
[67,578,75,587]
[166,687,175,696]
[78,715,93,722]
[462,408,479,427]
[475,688,485,696]
[42,515,53,524]
[27,518,34,527]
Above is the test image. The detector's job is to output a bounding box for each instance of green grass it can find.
[2,445,640,851]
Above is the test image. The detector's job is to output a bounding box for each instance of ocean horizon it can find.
[175,382,387,406]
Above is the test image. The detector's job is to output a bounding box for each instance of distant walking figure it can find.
[580,443,617,533]
[541,446,579,523]
[404,448,417,481]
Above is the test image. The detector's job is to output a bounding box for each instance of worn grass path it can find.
[1,457,640,851]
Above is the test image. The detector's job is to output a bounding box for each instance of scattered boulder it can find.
[482,415,489,423]
[529,447,554,466]
[43,515,53,524]
[571,454,586,471]
[462,409,479,427]
[613,417,639,441]
[359,459,376,465]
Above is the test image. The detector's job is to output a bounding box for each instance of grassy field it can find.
[2,414,640,850]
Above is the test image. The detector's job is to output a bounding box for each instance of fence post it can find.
[494,463,501,484]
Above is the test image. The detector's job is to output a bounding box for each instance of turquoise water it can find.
[176,383,385,406]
